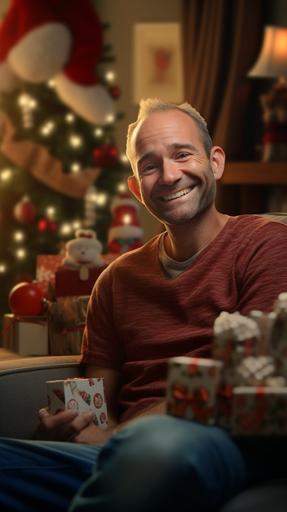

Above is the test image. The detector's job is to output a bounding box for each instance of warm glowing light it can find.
[16,248,27,260]
[13,231,25,242]
[65,113,75,123]
[123,214,132,224]
[0,168,12,182]
[120,154,129,164]
[18,93,37,109]
[46,206,56,219]
[70,162,81,173]
[106,114,115,124]
[40,120,55,136]
[0,263,7,273]
[94,127,104,138]
[47,79,56,88]
[69,134,83,147]
[117,182,127,193]
[60,223,73,236]
[97,193,108,206]
[72,220,82,230]
[105,70,116,83]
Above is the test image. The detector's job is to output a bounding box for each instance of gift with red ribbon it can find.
[166,356,223,425]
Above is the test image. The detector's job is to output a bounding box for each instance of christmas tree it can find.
[0,0,130,323]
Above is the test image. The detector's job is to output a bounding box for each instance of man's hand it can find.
[34,408,95,442]
[73,422,115,444]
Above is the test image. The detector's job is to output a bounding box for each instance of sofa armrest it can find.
[0,355,82,439]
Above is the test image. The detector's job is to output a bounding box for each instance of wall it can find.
[95,0,183,239]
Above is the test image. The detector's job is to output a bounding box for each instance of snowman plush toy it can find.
[63,229,105,281]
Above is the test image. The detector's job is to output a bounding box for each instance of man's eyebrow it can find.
[167,143,197,152]
[137,143,197,166]
[137,152,156,167]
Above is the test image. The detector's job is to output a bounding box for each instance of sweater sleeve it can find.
[81,266,124,369]
[236,222,287,314]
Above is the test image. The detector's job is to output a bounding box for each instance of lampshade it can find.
[248,25,287,79]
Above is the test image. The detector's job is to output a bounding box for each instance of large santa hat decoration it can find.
[108,193,144,254]
[0,0,115,124]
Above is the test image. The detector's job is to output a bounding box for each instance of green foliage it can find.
[0,79,129,320]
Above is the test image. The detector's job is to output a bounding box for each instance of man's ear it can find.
[210,146,225,180]
[127,175,143,203]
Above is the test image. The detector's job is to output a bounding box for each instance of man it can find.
[1,99,287,512]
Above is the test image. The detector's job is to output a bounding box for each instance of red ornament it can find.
[92,144,118,167]
[14,196,36,224]
[9,282,44,316]
[37,218,50,232]
[109,85,121,99]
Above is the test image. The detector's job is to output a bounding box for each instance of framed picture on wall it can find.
[133,23,184,104]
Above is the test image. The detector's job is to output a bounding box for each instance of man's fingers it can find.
[69,412,94,437]
[38,408,79,428]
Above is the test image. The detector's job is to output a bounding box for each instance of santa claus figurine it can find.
[108,193,144,254]
[0,0,115,124]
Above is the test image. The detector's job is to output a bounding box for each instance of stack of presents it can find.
[3,233,107,356]
[2,193,145,357]
[166,293,287,435]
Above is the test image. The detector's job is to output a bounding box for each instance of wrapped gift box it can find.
[166,356,223,425]
[2,314,48,356]
[55,265,106,297]
[232,386,287,436]
[47,377,108,429]
[47,296,89,355]
[36,254,64,297]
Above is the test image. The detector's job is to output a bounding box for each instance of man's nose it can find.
[159,159,181,184]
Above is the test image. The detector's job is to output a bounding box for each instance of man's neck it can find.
[163,207,229,261]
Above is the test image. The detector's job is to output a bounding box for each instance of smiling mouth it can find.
[160,187,194,202]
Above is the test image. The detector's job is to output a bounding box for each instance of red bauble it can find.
[9,282,44,316]
[14,196,36,224]
[37,218,50,232]
[92,144,118,167]
[48,221,58,233]
[109,85,121,99]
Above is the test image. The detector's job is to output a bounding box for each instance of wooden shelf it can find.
[221,161,287,185]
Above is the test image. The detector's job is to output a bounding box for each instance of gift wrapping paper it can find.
[47,377,108,429]
[55,266,105,297]
[36,254,64,297]
[166,356,223,425]
[231,386,287,436]
[2,314,48,356]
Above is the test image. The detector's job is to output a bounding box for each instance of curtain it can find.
[182,0,263,159]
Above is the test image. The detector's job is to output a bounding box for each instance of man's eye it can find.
[141,163,157,174]
[176,152,190,160]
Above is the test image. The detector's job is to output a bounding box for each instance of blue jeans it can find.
[0,415,283,512]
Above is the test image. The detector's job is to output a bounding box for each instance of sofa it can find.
[1,213,287,510]
[0,354,286,512]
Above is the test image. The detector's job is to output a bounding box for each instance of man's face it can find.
[130,110,218,226]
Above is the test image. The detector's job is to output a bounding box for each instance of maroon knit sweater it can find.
[82,215,287,421]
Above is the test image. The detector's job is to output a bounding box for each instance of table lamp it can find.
[248,25,287,161]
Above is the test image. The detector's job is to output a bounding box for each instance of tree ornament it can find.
[37,217,50,232]
[92,144,118,167]
[108,192,144,254]
[109,85,121,99]
[9,281,45,316]
[13,195,36,223]
[0,0,115,124]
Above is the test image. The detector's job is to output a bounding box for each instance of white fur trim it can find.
[108,225,143,241]
[8,24,71,82]
[55,74,115,124]
[0,62,20,92]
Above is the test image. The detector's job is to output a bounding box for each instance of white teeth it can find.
[161,187,192,202]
